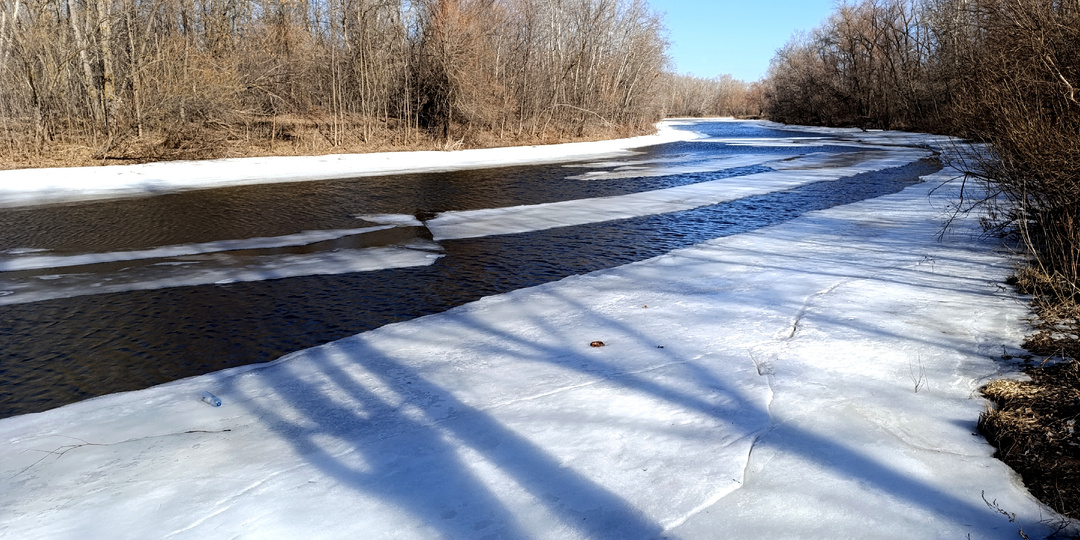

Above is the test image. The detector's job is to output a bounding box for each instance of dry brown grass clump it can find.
[1010,268,1080,362]
[980,360,1080,520]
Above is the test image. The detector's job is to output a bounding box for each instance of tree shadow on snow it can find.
[216,273,1046,538]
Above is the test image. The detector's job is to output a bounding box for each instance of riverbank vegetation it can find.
[0,0,675,168]
[763,0,1079,520]
[0,0,768,170]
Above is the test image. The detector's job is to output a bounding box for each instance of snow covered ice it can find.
[0,121,1074,539]
[0,123,697,209]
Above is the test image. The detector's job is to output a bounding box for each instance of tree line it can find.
[661,73,763,118]
[0,0,681,164]
[764,0,1079,305]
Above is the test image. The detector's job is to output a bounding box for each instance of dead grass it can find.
[980,322,1080,521]
[0,116,651,171]
[980,259,1080,530]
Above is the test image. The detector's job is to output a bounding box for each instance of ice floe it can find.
[564,154,779,181]
[0,226,398,272]
[0,240,442,305]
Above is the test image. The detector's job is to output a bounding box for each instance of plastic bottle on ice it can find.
[200,391,222,407]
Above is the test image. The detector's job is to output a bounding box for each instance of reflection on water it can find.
[0,122,937,418]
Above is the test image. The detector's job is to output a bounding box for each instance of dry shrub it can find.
[942,0,1080,300]
[1010,267,1080,362]
[983,379,1043,407]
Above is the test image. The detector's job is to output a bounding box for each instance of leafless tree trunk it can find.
[67,0,102,125]
[123,0,142,137]
[95,0,117,130]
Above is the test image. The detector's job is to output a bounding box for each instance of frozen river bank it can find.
[0,121,1073,538]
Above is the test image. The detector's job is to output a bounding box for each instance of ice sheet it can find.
[564,154,779,181]
[756,120,960,149]
[0,241,443,305]
[353,214,425,227]
[427,149,928,241]
[0,226,397,272]
[0,161,1071,538]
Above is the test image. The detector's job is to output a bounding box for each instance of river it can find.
[0,120,939,418]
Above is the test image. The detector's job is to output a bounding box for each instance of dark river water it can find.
[0,121,939,418]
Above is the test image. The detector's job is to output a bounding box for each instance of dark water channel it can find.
[0,122,939,418]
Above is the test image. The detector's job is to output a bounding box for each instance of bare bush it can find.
[948,0,1080,300]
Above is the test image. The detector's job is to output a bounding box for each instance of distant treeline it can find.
[764,0,1079,303]
[0,0,695,163]
[661,73,763,118]
[0,0,765,166]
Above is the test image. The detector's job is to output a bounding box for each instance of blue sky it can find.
[650,0,838,82]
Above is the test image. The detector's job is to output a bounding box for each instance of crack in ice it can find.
[783,281,848,340]
[661,351,780,533]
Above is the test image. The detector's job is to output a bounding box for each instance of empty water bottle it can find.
[200,391,222,407]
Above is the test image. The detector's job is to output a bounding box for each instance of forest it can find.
[0,0,760,168]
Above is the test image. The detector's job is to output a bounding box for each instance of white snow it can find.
[427,149,927,241]
[0,122,700,209]
[0,121,1073,539]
